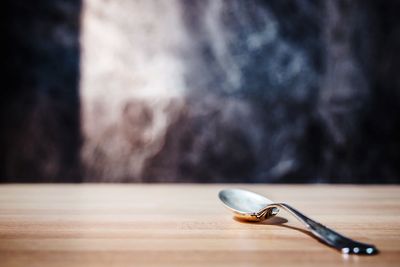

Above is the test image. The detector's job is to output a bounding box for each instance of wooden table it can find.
[0,185,399,267]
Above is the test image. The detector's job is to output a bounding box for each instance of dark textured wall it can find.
[1,0,400,183]
[1,0,82,182]
[142,0,400,183]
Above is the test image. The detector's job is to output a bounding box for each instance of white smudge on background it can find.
[80,0,188,180]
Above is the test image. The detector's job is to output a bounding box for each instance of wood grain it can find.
[0,184,399,267]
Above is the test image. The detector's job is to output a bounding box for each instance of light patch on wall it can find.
[80,0,188,180]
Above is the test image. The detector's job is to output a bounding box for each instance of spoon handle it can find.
[268,203,378,255]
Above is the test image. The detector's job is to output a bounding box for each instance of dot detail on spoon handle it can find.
[265,203,379,255]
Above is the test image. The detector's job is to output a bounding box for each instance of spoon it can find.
[219,188,378,255]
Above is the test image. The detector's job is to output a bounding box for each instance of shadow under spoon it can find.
[218,188,378,255]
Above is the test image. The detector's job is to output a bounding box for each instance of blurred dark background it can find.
[1,0,400,183]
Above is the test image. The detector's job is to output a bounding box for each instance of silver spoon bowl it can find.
[219,188,378,255]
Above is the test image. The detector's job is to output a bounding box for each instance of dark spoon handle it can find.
[266,203,378,255]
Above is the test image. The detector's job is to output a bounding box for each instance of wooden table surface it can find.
[0,184,399,267]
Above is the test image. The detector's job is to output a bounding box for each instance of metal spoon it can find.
[219,188,378,255]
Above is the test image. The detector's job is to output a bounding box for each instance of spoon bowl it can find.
[219,189,278,221]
